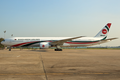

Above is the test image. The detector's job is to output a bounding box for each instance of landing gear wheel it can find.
[9,47,11,51]
[55,49,62,51]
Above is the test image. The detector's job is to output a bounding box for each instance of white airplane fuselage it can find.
[1,37,105,47]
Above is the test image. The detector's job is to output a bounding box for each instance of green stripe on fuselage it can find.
[21,41,41,47]
[101,36,107,40]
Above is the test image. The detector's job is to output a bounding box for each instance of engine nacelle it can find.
[40,42,50,49]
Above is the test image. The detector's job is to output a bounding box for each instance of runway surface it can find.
[0,49,120,80]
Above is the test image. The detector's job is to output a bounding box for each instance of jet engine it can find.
[39,42,51,49]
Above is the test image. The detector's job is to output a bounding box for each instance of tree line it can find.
[0,38,4,48]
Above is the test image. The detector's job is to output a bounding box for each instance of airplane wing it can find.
[50,36,84,45]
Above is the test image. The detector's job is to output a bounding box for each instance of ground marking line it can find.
[40,53,48,80]
[0,73,110,76]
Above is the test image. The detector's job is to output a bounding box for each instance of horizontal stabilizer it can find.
[101,37,118,42]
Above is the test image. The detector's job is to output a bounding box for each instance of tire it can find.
[9,49,11,51]
[54,49,62,51]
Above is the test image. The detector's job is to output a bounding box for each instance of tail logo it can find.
[102,29,107,34]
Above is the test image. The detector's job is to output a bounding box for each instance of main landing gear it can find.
[54,45,62,51]
[54,49,62,51]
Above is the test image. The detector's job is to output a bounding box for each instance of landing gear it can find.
[54,45,62,51]
[9,47,11,51]
[54,49,62,51]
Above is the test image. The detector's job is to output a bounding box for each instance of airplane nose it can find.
[1,40,5,45]
[1,41,4,45]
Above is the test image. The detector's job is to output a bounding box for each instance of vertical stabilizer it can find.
[95,23,111,38]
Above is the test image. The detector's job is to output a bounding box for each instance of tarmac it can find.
[0,49,120,80]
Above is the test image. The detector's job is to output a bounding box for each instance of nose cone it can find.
[1,41,4,45]
[1,40,5,45]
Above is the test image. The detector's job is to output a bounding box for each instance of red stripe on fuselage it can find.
[12,41,39,47]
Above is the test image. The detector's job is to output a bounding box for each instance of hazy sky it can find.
[0,0,120,46]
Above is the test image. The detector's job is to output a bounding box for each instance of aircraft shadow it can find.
[30,49,48,52]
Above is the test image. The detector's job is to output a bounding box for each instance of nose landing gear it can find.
[9,47,11,51]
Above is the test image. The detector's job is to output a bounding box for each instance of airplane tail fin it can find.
[95,23,111,38]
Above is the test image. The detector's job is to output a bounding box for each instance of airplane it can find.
[1,23,117,51]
